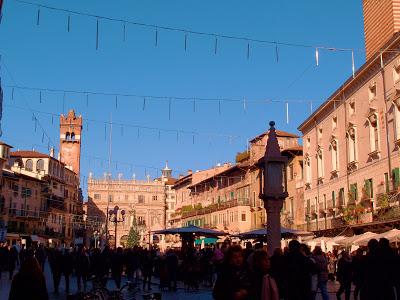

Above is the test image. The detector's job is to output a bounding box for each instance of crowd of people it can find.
[212,238,400,300]
[0,237,399,300]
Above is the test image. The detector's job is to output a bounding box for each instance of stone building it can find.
[297,0,400,232]
[87,165,175,248]
[174,129,304,233]
[0,109,83,245]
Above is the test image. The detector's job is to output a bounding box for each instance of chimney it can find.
[187,169,192,175]
[363,0,400,60]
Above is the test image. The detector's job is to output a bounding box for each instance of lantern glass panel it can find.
[267,162,283,191]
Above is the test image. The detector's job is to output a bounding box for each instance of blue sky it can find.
[0,0,365,188]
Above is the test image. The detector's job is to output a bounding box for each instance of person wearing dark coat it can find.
[212,245,250,300]
[141,250,154,291]
[0,242,9,279]
[111,247,125,289]
[35,244,46,272]
[8,256,49,300]
[48,248,62,293]
[166,249,179,291]
[375,238,397,300]
[336,251,352,300]
[75,246,90,291]
[360,239,385,300]
[60,247,73,293]
[7,242,19,280]
[270,248,286,299]
[352,248,364,300]
[283,240,315,300]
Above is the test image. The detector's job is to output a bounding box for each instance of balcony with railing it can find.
[181,198,250,219]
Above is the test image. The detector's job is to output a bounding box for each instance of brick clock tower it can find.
[60,110,82,176]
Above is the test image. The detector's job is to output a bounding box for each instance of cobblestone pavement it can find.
[0,262,345,300]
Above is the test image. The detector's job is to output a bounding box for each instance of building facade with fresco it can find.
[87,164,175,247]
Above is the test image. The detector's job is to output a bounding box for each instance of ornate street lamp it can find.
[259,121,288,254]
[108,206,126,248]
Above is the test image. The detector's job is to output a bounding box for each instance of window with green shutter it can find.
[350,183,358,202]
[364,179,373,199]
[393,168,400,190]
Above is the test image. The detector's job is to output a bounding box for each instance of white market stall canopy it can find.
[355,229,400,246]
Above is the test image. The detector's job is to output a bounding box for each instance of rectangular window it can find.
[108,195,113,203]
[94,193,101,200]
[338,188,345,206]
[393,168,400,190]
[350,183,358,203]
[241,212,246,222]
[21,187,32,198]
[332,191,336,208]
[288,164,294,181]
[385,173,390,193]
[364,179,373,199]
[52,181,58,189]
[138,195,145,204]
[230,191,234,200]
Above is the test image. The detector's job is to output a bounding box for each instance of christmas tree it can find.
[126,210,140,248]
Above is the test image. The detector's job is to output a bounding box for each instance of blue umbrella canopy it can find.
[153,225,227,237]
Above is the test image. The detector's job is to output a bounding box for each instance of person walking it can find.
[7,241,18,280]
[141,250,154,291]
[352,248,364,300]
[75,246,90,291]
[48,247,62,293]
[284,240,315,300]
[0,242,9,280]
[166,249,178,291]
[8,256,49,300]
[60,246,73,294]
[111,247,124,289]
[35,244,46,272]
[312,246,329,300]
[336,250,352,300]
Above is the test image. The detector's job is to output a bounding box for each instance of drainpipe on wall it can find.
[343,90,350,201]
[380,52,393,190]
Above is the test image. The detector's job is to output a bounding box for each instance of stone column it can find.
[265,200,284,255]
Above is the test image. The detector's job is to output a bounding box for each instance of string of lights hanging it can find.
[9,0,358,74]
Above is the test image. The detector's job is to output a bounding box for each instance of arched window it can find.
[70,132,75,141]
[367,113,379,152]
[330,139,339,172]
[66,132,70,141]
[25,159,33,171]
[36,159,44,171]
[15,158,23,168]
[347,126,357,163]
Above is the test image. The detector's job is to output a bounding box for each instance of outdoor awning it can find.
[356,229,400,246]
[337,232,378,247]
[153,225,227,237]
[195,237,218,245]
[236,227,312,239]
